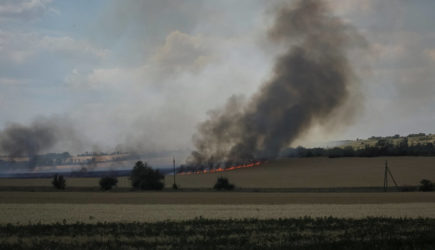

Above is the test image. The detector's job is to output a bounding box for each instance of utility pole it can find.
[173,157,176,188]
[383,160,399,192]
[383,160,388,192]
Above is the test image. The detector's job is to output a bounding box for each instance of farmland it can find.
[2,217,435,249]
[1,203,435,225]
[1,157,435,189]
[1,157,435,248]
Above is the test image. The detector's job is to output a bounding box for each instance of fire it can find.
[178,161,263,175]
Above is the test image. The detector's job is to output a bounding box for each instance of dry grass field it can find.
[1,157,434,226]
[169,157,435,189]
[1,157,434,189]
[1,191,435,204]
[2,203,435,224]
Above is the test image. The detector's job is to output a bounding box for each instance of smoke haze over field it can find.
[1,0,435,169]
[189,0,365,165]
[0,116,83,168]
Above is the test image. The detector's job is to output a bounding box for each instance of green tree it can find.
[130,161,164,190]
[213,177,235,191]
[52,174,66,190]
[99,176,118,190]
[419,179,434,192]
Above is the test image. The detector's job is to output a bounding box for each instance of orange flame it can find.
[178,161,264,175]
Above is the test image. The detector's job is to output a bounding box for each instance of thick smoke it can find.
[188,0,365,165]
[0,116,81,168]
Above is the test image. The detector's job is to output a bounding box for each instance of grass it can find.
[1,191,435,204]
[1,157,435,189]
[169,157,435,189]
[1,217,435,249]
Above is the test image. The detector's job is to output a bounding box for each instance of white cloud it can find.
[66,67,143,89]
[0,30,108,65]
[0,0,56,21]
[425,49,435,62]
[38,36,109,59]
[0,31,36,64]
[326,0,374,15]
[66,31,213,89]
[152,31,213,75]
[0,77,24,85]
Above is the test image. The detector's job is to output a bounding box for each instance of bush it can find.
[130,161,164,190]
[99,176,118,190]
[419,179,434,192]
[213,177,235,191]
[52,174,66,189]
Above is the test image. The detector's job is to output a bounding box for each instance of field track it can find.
[1,191,435,204]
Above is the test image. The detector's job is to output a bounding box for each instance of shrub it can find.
[99,176,118,190]
[130,161,164,190]
[52,174,66,189]
[419,179,434,192]
[213,177,235,191]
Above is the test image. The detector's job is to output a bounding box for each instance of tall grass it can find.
[1,217,435,249]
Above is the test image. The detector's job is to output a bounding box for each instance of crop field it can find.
[1,217,435,249]
[1,157,435,189]
[1,191,435,205]
[170,157,435,189]
[1,192,435,224]
[1,157,434,248]
[2,203,435,225]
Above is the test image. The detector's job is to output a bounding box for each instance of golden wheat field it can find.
[1,157,435,189]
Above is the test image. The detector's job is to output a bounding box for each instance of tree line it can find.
[286,138,435,158]
[52,160,236,191]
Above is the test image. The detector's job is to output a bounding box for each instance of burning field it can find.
[0,0,434,249]
[0,0,365,174]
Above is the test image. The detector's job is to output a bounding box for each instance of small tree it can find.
[419,179,434,192]
[130,161,164,190]
[52,174,66,190]
[99,176,118,190]
[213,177,235,191]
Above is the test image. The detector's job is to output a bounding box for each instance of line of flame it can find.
[177,161,263,175]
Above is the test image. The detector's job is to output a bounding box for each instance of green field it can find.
[2,217,435,249]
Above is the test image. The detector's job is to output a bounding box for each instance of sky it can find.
[1,0,435,164]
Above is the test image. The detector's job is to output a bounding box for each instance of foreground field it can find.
[2,203,435,224]
[1,157,434,189]
[1,191,435,204]
[1,218,435,249]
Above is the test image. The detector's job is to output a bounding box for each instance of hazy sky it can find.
[1,0,435,159]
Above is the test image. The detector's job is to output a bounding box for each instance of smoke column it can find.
[189,0,365,165]
[0,116,80,168]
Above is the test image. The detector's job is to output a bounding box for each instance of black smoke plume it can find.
[188,0,365,165]
[0,116,80,169]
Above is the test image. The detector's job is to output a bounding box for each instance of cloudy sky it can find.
[1,0,435,162]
